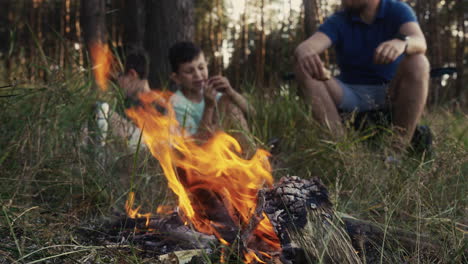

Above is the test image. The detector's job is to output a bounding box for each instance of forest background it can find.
[0,0,466,263]
[0,0,466,104]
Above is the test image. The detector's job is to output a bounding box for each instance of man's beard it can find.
[344,1,368,15]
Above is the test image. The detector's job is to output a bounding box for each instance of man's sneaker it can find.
[410,125,433,154]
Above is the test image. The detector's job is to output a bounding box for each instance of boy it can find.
[98,49,151,151]
[168,41,254,140]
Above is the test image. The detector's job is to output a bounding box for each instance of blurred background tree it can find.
[0,0,466,106]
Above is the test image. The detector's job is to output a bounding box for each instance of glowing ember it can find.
[89,42,113,91]
[125,91,280,262]
[156,205,174,215]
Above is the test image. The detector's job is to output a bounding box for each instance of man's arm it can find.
[374,22,427,64]
[294,32,333,80]
[399,22,427,55]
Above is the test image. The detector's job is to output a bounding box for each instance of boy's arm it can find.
[192,84,219,140]
[117,74,151,101]
[208,75,256,117]
[193,104,216,140]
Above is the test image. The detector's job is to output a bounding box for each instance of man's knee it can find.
[400,54,430,80]
[294,66,326,93]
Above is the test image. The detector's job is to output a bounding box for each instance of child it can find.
[168,41,254,140]
[100,49,151,151]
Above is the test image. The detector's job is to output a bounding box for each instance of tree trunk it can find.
[123,0,146,50]
[212,0,223,75]
[81,0,107,48]
[0,0,9,80]
[455,0,466,104]
[303,0,320,37]
[145,0,194,89]
[426,0,442,105]
[255,0,265,89]
[236,5,249,87]
[0,1,9,55]
[74,0,84,67]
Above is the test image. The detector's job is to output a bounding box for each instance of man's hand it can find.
[374,39,406,64]
[294,43,331,81]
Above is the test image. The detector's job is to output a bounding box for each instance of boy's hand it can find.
[204,81,218,106]
[207,76,234,96]
[118,74,147,98]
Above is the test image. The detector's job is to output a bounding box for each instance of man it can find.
[295,0,429,150]
[168,41,254,141]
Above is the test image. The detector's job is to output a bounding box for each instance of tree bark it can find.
[455,0,466,104]
[425,0,442,105]
[81,0,107,49]
[123,0,146,50]
[0,1,10,55]
[255,0,266,89]
[145,0,194,89]
[303,0,320,37]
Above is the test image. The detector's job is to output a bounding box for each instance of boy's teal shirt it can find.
[169,89,222,135]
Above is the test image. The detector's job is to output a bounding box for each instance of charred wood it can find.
[105,212,217,253]
[263,176,441,264]
[263,176,360,263]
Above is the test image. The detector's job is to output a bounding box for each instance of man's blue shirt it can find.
[318,0,417,85]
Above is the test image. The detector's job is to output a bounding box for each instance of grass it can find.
[0,57,467,263]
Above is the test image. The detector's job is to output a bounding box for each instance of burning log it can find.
[263,176,361,264]
[106,211,217,254]
[262,176,440,264]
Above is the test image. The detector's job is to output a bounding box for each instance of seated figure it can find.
[294,0,430,153]
[168,41,254,141]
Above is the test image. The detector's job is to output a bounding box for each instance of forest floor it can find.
[0,71,467,263]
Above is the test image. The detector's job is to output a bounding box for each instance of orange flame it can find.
[244,250,266,264]
[156,205,174,215]
[125,91,280,262]
[125,192,152,227]
[89,42,113,91]
[254,214,280,249]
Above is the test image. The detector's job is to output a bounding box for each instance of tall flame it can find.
[125,91,280,261]
[89,42,113,91]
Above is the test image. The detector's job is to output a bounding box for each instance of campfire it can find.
[124,91,281,263]
[89,43,282,262]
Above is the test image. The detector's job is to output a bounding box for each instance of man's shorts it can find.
[337,79,389,112]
